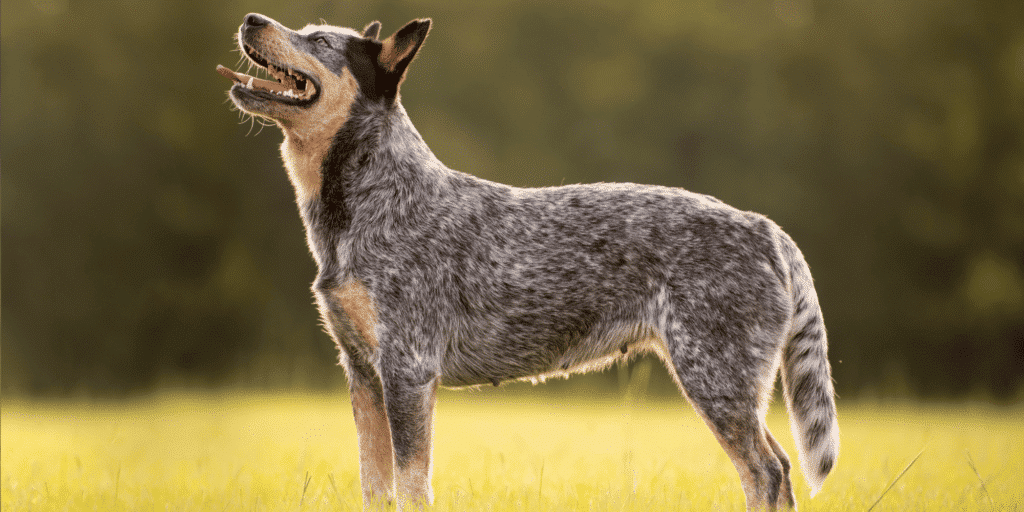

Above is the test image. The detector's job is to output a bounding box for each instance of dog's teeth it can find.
[246,76,254,89]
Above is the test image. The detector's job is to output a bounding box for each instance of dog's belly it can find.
[438,323,658,387]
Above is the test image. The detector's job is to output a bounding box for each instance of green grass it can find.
[2,391,1021,511]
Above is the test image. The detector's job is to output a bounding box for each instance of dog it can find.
[218,13,839,511]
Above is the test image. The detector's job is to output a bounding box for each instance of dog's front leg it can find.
[381,363,439,510]
[347,367,396,510]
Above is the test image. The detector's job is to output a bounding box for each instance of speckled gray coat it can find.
[223,13,838,511]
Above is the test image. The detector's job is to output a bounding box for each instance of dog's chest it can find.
[280,136,329,205]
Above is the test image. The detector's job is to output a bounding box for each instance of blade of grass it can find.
[866,448,925,512]
[300,471,311,506]
[965,450,994,508]
[328,472,343,507]
[538,460,545,510]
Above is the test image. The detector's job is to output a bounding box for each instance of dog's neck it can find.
[292,100,444,274]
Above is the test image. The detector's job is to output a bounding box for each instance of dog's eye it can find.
[315,36,331,48]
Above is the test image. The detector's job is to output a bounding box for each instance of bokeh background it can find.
[3,0,1023,401]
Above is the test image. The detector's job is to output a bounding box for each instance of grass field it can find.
[2,390,1021,511]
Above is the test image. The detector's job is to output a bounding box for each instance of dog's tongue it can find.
[215,64,291,93]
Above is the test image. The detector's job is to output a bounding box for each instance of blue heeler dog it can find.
[218,13,839,511]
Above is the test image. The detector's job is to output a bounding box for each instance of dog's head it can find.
[219,13,430,135]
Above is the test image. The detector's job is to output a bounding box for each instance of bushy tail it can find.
[779,235,839,496]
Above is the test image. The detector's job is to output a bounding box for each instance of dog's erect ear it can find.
[346,19,430,102]
[362,21,381,40]
[378,19,431,76]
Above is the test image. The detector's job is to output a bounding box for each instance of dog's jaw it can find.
[218,58,318,105]
[217,19,328,122]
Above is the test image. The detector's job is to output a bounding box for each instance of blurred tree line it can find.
[2,0,1022,400]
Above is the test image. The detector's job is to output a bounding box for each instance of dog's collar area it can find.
[217,44,318,104]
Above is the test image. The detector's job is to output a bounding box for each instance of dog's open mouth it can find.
[217,44,319,105]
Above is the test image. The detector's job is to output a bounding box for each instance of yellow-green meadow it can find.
[2,392,1020,511]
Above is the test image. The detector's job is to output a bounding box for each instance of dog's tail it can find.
[778,233,839,497]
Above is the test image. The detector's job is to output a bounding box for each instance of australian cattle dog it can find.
[218,13,839,511]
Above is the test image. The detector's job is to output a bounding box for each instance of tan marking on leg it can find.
[334,280,379,348]
[351,386,395,508]
[395,379,438,510]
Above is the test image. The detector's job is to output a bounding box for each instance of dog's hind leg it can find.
[345,358,396,509]
[765,427,796,507]
[707,417,793,511]
[380,361,439,511]
[660,326,794,511]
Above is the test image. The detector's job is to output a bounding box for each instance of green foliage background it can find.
[2,0,1023,398]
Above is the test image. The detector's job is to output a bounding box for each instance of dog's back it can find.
[357,173,787,384]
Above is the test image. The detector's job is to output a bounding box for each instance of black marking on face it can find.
[280,29,400,105]
[329,19,430,104]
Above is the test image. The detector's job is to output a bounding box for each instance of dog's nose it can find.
[244,14,269,28]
